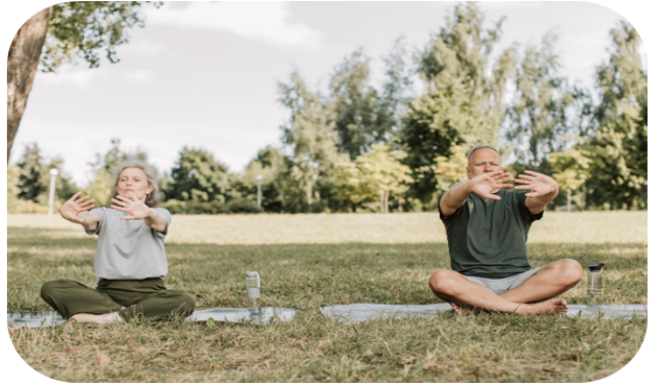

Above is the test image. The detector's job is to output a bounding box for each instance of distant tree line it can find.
[7,4,646,214]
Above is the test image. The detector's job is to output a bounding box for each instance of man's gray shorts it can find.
[463,268,542,295]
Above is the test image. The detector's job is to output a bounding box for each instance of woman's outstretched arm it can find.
[60,192,100,232]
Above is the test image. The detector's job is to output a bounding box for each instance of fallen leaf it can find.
[96,351,111,367]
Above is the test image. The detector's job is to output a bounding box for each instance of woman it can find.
[40,160,196,325]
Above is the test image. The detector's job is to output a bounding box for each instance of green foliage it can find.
[84,168,114,207]
[329,49,397,159]
[355,144,412,213]
[239,147,288,212]
[586,21,647,210]
[550,146,591,192]
[16,143,46,202]
[7,163,20,210]
[550,145,592,210]
[433,144,470,193]
[165,147,231,203]
[279,71,339,207]
[11,144,79,211]
[399,3,515,202]
[505,33,579,165]
[330,156,370,212]
[41,2,161,72]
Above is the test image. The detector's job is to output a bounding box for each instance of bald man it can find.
[429,145,583,314]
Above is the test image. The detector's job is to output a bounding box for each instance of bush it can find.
[8,199,50,214]
[161,199,187,215]
[161,199,228,215]
[225,198,261,214]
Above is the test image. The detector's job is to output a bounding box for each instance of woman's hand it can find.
[60,192,95,224]
[110,192,154,220]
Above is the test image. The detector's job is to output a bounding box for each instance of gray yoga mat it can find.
[7,304,646,327]
[186,307,295,323]
[7,307,295,328]
[320,303,648,323]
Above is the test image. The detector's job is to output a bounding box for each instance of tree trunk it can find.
[385,190,390,213]
[7,7,51,163]
[379,191,384,213]
[398,197,403,213]
[567,188,572,212]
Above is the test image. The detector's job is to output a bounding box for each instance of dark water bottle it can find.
[587,263,605,298]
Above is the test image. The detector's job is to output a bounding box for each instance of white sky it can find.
[4,1,650,188]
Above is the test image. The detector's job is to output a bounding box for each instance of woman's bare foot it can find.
[70,312,124,325]
[93,312,125,325]
[515,298,569,314]
[70,313,97,323]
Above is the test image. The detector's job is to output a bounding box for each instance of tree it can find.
[237,146,289,212]
[550,146,591,210]
[586,21,647,210]
[399,3,515,203]
[165,148,231,204]
[7,7,50,162]
[7,2,160,161]
[329,49,389,159]
[7,163,21,210]
[504,33,578,166]
[433,144,470,193]
[279,71,339,208]
[330,155,372,212]
[378,37,414,142]
[355,144,412,213]
[16,143,46,202]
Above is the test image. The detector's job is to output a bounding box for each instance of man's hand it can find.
[110,192,154,220]
[513,170,559,197]
[60,192,95,224]
[514,170,559,214]
[470,171,514,200]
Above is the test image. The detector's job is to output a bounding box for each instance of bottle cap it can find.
[588,263,605,272]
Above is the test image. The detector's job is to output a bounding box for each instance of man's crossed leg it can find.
[429,259,583,314]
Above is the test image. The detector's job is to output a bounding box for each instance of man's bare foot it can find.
[451,302,477,315]
[515,298,569,314]
[93,312,125,325]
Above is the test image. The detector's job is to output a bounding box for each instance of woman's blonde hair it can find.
[111,159,160,207]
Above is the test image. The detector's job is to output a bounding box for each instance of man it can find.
[429,145,583,314]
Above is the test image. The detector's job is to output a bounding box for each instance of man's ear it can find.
[466,166,471,180]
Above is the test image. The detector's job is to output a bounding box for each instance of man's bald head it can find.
[467,145,500,164]
[466,145,502,179]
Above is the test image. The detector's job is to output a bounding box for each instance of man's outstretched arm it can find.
[440,172,514,217]
[514,170,559,215]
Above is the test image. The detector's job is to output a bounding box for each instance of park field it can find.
[7,211,648,382]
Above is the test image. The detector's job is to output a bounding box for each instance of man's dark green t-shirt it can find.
[438,189,543,279]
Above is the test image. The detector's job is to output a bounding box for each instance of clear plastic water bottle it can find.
[587,263,605,298]
[245,271,261,311]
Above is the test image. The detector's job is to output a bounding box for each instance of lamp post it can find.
[48,168,58,215]
[256,174,263,209]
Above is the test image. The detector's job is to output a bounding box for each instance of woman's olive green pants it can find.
[40,278,196,321]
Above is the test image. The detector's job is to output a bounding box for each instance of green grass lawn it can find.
[7,212,648,382]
